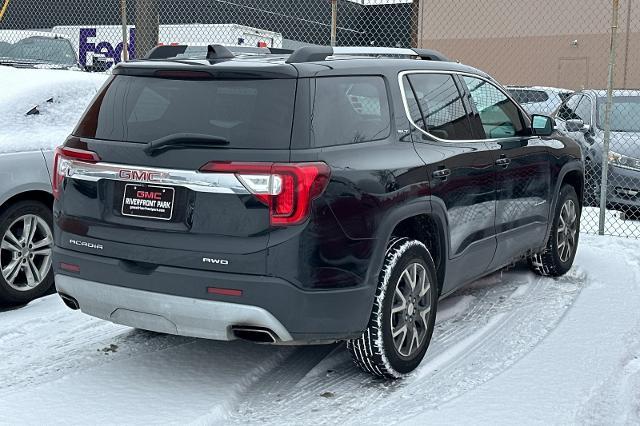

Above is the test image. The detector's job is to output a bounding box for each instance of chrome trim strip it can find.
[332,46,418,56]
[397,69,532,144]
[64,160,250,194]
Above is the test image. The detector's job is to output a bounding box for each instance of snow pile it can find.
[0,67,108,153]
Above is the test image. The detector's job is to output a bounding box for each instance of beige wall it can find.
[418,0,640,90]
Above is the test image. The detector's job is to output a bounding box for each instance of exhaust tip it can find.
[232,326,278,344]
[58,293,80,310]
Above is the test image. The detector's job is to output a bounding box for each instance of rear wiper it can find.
[144,133,230,155]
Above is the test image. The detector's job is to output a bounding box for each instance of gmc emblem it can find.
[119,169,163,182]
[137,191,163,200]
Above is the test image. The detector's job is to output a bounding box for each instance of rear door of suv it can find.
[400,71,497,293]
[54,65,298,278]
[459,75,551,269]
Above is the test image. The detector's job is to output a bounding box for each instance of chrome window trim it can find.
[63,160,250,194]
[397,69,533,144]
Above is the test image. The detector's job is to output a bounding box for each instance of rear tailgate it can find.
[54,67,297,275]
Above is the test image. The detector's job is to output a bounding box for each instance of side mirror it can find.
[565,118,590,133]
[531,114,554,137]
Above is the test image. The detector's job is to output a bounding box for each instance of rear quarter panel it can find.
[0,150,52,207]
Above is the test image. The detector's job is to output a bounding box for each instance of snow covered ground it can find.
[0,234,638,425]
[0,67,108,153]
[582,206,640,239]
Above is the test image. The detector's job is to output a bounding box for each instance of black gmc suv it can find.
[53,45,583,378]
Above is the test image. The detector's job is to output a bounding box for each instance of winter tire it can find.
[347,237,438,379]
[0,201,54,305]
[529,185,580,277]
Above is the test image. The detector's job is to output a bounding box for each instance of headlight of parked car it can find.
[608,151,640,171]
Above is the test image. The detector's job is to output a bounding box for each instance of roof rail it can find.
[285,46,449,63]
[285,46,333,64]
[145,44,188,59]
[411,48,449,62]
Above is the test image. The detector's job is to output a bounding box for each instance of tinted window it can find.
[311,76,390,147]
[575,97,592,124]
[556,94,583,121]
[597,96,640,132]
[75,75,296,149]
[463,76,525,139]
[508,89,549,104]
[403,73,473,140]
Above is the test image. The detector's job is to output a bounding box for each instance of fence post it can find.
[330,0,338,46]
[120,0,128,62]
[598,0,621,235]
[135,0,159,59]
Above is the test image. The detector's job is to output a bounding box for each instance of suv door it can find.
[401,72,497,293]
[460,75,551,269]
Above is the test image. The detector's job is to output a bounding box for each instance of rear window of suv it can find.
[74,75,297,149]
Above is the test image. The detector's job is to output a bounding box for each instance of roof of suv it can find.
[581,89,640,98]
[114,49,490,80]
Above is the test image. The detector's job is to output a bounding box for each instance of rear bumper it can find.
[53,247,374,342]
[56,274,293,342]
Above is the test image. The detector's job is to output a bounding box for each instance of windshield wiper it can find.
[144,133,231,155]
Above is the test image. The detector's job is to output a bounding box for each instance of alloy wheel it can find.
[390,262,432,358]
[556,199,578,263]
[0,214,53,291]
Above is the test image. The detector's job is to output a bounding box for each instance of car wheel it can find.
[0,200,54,305]
[347,237,438,379]
[529,185,580,277]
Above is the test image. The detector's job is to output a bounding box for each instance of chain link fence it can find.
[0,0,639,238]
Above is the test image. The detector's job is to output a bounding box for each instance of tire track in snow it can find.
[230,344,339,423]
[229,266,587,425]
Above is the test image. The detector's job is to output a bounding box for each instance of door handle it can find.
[495,157,511,168]
[432,168,451,179]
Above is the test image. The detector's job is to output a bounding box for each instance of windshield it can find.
[74,75,297,149]
[597,96,640,132]
[1,37,77,66]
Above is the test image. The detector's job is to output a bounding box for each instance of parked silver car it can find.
[555,90,640,212]
[507,86,573,115]
[0,63,106,304]
[0,150,55,304]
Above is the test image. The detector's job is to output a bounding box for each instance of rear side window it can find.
[310,76,391,147]
[508,89,549,104]
[402,73,474,140]
[74,75,296,149]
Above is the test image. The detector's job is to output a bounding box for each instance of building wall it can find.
[418,0,640,90]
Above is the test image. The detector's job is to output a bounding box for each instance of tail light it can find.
[52,146,100,199]
[200,162,331,226]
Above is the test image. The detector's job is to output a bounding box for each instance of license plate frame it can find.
[121,184,175,221]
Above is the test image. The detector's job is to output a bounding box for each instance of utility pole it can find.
[120,0,128,61]
[135,0,159,59]
[331,0,338,46]
[599,0,621,235]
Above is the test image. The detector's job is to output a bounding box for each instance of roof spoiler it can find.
[145,44,293,60]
